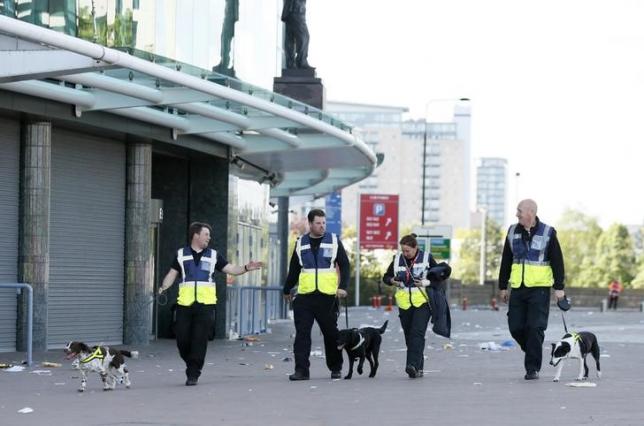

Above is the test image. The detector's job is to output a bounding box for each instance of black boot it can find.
[289,370,310,381]
[405,365,418,379]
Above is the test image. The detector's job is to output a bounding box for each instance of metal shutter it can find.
[48,129,125,348]
[0,117,19,352]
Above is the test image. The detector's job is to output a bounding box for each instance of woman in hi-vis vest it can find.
[382,234,438,378]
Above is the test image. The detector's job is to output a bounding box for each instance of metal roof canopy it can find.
[0,16,375,198]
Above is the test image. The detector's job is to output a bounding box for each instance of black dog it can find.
[336,320,388,379]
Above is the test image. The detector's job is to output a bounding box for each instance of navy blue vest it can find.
[299,233,336,269]
[509,222,553,263]
[180,247,215,283]
[395,250,431,287]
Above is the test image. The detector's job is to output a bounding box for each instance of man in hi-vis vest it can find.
[499,199,565,381]
[159,222,263,386]
[283,209,350,380]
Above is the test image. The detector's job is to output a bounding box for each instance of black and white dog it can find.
[64,341,138,392]
[336,321,388,380]
[549,331,601,382]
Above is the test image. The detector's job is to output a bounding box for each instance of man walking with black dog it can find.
[283,209,350,380]
[499,199,565,380]
[159,222,263,386]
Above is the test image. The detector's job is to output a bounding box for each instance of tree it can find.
[556,209,603,287]
[452,218,503,284]
[579,224,636,287]
[630,252,644,289]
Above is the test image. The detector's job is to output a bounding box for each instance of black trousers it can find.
[292,292,343,374]
[608,295,619,310]
[508,287,550,373]
[399,304,431,371]
[175,303,215,379]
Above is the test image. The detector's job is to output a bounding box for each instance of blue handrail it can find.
[0,283,33,366]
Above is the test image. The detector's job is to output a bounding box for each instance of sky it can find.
[306,0,644,228]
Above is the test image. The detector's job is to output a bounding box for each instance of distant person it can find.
[608,279,623,310]
[498,199,566,380]
[158,222,263,386]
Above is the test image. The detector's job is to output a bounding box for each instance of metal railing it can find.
[0,283,32,366]
[226,286,288,338]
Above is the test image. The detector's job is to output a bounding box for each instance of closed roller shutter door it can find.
[0,117,19,352]
[48,129,125,348]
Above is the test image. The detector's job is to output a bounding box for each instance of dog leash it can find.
[142,292,168,307]
[330,294,349,328]
[561,312,568,334]
[344,297,349,329]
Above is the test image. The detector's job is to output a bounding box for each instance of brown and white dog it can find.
[549,331,601,382]
[64,341,138,392]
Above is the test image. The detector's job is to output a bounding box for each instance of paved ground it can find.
[2,305,644,426]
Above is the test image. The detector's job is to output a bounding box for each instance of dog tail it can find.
[121,350,139,359]
[591,340,600,373]
[379,320,389,334]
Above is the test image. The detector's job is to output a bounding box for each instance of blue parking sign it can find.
[373,203,385,216]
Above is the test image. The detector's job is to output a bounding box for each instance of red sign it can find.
[359,194,399,249]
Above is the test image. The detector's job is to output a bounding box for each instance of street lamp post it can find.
[421,98,470,225]
[479,207,487,285]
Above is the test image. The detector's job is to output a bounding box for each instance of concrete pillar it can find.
[124,143,152,345]
[277,197,289,287]
[18,120,51,352]
[190,156,230,338]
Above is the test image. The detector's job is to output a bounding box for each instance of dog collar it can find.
[351,333,365,351]
[80,347,105,364]
[570,332,581,342]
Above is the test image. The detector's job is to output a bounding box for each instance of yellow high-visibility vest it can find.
[507,222,555,288]
[296,233,339,295]
[176,247,217,306]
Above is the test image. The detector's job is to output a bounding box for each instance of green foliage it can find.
[452,218,503,284]
[556,209,603,287]
[579,224,636,287]
[632,255,644,289]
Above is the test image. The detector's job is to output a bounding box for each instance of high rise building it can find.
[327,101,472,233]
[326,102,424,229]
[476,157,508,226]
[402,103,472,231]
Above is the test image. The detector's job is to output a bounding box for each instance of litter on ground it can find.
[5,365,25,372]
[566,382,597,388]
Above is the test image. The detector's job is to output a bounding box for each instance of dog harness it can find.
[569,331,581,342]
[80,347,105,364]
[351,333,365,351]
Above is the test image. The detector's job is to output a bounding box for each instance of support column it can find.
[190,156,230,338]
[124,143,152,345]
[18,120,51,352]
[277,197,289,287]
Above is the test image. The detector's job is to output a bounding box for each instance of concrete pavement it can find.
[2,306,644,426]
